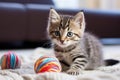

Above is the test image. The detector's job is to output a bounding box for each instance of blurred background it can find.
[54,0,120,10]
[0,0,120,49]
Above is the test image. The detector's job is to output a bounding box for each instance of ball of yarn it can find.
[34,56,61,73]
[0,51,21,69]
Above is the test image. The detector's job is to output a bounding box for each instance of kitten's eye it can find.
[54,31,60,36]
[67,32,73,37]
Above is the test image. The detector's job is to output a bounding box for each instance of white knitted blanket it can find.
[0,47,120,80]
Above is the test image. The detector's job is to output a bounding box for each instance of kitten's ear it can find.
[49,8,60,23]
[73,11,85,24]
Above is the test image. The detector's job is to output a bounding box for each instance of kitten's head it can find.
[47,9,85,47]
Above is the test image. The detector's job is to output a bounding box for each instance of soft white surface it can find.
[0,45,120,80]
[0,45,120,61]
[103,45,120,60]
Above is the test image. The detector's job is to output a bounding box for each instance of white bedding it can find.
[0,47,120,80]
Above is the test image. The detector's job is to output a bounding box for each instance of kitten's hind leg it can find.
[60,61,70,72]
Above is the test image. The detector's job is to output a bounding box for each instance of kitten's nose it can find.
[60,40,64,44]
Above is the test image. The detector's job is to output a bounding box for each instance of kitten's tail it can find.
[104,59,120,66]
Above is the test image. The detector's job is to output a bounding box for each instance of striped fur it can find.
[47,9,104,75]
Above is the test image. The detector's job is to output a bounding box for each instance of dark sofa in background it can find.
[0,0,120,49]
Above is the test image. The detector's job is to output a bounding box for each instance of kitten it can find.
[47,9,104,75]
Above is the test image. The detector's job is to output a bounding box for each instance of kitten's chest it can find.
[55,52,72,64]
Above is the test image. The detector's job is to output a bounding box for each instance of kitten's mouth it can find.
[58,43,69,47]
[53,40,69,47]
[60,43,66,45]
[60,41,67,46]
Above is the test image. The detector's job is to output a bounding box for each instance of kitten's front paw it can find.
[66,69,82,75]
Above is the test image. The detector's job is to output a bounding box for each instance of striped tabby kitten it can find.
[47,9,104,75]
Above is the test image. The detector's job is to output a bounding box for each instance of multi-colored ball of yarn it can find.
[0,51,21,69]
[34,56,61,73]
